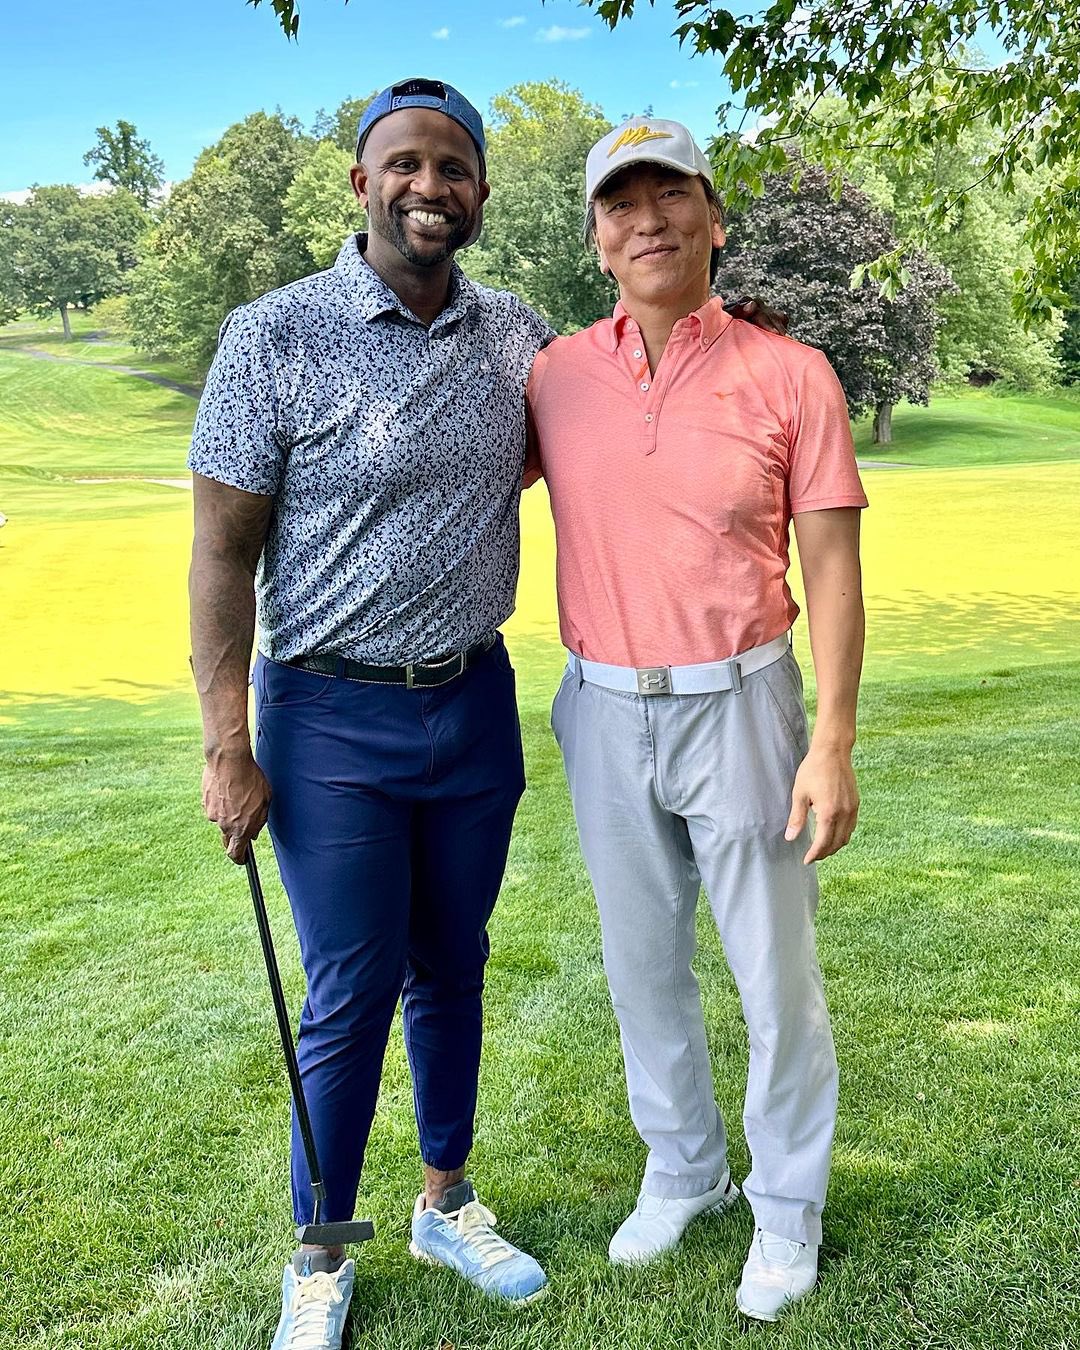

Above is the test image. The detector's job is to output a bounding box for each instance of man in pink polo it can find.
[527,118,867,1321]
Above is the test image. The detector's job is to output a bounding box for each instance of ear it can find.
[350,163,369,210]
[710,209,726,251]
[597,247,611,277]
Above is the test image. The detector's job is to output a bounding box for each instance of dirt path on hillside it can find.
[3,343,201,398]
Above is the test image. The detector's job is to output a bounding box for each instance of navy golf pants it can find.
[253,636,525,1225]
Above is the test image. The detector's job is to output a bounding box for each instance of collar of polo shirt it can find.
[609,295,732,353]
[338,233,480,326]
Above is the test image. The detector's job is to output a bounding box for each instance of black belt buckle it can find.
[405,649,467,689]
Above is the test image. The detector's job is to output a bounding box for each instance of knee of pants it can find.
[302,950,407,1038]
[602,945,696,1024]
[403,955,487,1003]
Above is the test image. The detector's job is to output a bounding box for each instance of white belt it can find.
[566,633,791,697]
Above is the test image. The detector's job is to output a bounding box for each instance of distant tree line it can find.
[0,87,1075,443]
[248,0,1080,329]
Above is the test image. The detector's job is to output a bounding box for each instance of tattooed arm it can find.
[189,473,274,863]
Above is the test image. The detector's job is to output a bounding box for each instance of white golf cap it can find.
[586,117,713,204]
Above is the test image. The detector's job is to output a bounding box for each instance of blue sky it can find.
[0,0,737,194]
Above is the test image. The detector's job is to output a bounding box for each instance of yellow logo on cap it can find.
[608,126,674,157]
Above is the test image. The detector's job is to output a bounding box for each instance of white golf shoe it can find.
[608,1171,740,1265]
[736,1227,819,1321]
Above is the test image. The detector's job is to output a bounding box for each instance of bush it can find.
[89,295,131,339]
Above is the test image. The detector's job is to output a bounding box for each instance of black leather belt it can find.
[286,634,496,688]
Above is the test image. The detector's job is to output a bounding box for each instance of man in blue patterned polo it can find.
[188,79,551,1349]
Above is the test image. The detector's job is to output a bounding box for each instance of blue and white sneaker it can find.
[270,1250,356,1350]
[409,1179,548,1304]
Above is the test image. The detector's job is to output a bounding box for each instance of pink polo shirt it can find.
[526,297,868,667]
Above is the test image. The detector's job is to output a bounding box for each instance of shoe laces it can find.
[635,1192,676,1220]
[447,1198,517,1270]
[756,1229,804,1267]
[284,1270,347,1349]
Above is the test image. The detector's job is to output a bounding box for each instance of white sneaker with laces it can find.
[270,1252,355,1350]
[736,1227,818,1321]
[608,1170,740,1265]
[409,1179,547,1302]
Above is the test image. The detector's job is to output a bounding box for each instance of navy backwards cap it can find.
[356,77,486,171]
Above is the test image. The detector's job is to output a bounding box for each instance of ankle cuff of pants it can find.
[744,1193,823,1246]
[641,1172,729,1200]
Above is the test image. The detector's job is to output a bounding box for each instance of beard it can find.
[368,193,475,268]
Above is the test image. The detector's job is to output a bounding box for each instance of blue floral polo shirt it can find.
[189,233,554,664]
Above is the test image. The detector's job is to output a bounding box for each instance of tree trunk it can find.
[872,401,893,444]
[59,302,71,341]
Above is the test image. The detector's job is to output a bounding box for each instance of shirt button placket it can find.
[624,327,658,453]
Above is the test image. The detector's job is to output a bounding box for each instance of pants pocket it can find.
[756,654,809,757]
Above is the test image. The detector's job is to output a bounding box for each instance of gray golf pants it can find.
[552,648,838,1245]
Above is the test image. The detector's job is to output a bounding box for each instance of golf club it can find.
[244,843,375,1249]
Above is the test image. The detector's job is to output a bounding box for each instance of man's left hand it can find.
[785,745,859,864]
[724,295,789,336]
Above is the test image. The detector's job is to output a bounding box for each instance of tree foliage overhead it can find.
[246,0,313,38]
[83,120,165,209]
[583,0,1080,323]
[715,161,953,440]
[465,82,614,334]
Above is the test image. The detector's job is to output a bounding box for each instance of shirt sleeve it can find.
[510,300,555,489]
[522,346,550,489]
[787,348,869,514]
[187,303,285,495]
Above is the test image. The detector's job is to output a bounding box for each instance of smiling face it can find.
[351,107,489,271]
[593,164,725,311]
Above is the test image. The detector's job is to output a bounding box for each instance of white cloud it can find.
[1,181,115,204]
[498,15,527,27]
[431,26,450,39]
[669,79,700,89]
[535,24,591,42]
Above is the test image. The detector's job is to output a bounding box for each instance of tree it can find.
[835,106,1061,388]
[1,186,148,338]
[246,1,1080,317]
[126,112,315,368]
[283,140,363,268]
[0,203,20,326]
[465,82,614,333]
[310,92,377,155]
[1058,287,1080,385]
[714,161,952,443]
[83,120,165,209]
[575,2,1080,324]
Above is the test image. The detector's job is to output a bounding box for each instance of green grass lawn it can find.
[1,321,1079,1347]
[1,653,1077,1349]
[853,387,1080,467]
[0,311,201,389]
[0,352,195,479]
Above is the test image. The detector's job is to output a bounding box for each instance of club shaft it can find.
[244,845,326,1223]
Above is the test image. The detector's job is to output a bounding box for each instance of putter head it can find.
[296,1219,375,1247]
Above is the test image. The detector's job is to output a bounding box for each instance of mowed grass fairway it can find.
[1,324,1078,1349]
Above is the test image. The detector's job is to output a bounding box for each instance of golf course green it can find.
[0,318,1077,1349]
